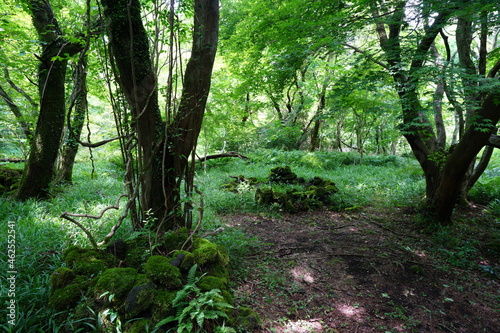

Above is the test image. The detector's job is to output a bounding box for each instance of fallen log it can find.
[0,158,27,163]
[196,151,249,162]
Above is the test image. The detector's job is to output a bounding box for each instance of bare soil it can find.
[222,206,500,333]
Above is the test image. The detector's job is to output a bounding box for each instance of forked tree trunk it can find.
[430,94,500,222]
[102,0,219,231]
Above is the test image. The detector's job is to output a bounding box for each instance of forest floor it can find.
[222,205,500,333]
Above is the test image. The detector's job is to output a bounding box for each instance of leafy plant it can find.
[154,265,234,333]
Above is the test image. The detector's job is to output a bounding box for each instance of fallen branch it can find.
[0,158,27,163]
[196,151,249,162]
[60,194,129,249]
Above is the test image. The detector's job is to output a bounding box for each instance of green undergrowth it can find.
[196,149,425,216]
[2,148,500,331]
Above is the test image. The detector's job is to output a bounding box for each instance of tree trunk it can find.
[102,0,165,221]
[102,0,219,231]
[163,0,219,229]
[16,0,82,200]
[430,93,500,222]
[56,57,88,183]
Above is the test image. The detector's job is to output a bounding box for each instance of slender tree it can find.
[16,0,84,200]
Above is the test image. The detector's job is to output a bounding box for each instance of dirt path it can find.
[223,207,500,333]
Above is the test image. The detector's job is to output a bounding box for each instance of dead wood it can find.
[196,151,249,162]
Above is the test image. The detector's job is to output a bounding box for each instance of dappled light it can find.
[290,265,315,284]
[336,303,366,320]
[273,318,324,333]
[2,0,500,331]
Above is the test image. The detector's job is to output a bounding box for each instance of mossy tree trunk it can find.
[56,56,89,183]
[102,0,165,222]
[102,0,219,231]
[16,0,83,200]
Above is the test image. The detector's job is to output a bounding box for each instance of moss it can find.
[124,235,151,270]
[151,289,177,322]
[172,250,196,272]
[134,273,150,286]
[64,247,118,276]
[193,238,220,265]
[198,276,227,292]
[49,282,87,311]
[221,289,235,306]
[123,282,157,319]
[144,255,182,289]
[50,267,77,290]
[162,227,190,253]
[255,187,274,204]
[125,319,153,333]
[408,264,425,275]
[94,267,139,304]
[206,261,230,284]
[233,307,263,331]
[269,166,297,183]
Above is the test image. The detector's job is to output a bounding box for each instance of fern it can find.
[154,264,234,333]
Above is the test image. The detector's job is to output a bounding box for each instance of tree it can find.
[370,0,500,223]
[15,0,86,200]
[101,0,219,231]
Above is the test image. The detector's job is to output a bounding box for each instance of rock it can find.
[144,255,182,289]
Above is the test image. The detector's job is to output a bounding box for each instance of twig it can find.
[59,214,99,249]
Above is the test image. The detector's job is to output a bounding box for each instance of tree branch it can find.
[342,43,389,70]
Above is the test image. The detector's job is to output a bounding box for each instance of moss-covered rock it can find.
[64,246,118,276]
[269,166,297,183]
[255,187,274,205]
[206,261,230,285]
[221,175,258,193]
[49,282,87,311]
[198,276,227,292]
[94,267,139,304]
[193,238,219,265]
[124,235,151,270]
[171,250,196,272]
[50,267,77,290]
[162,227,190,253]
[0,166,22,194]
[123,282,157,319]
[151,289,177,323]
[232,306,263,331]
[144,255,182,289]
[125,319,153,333]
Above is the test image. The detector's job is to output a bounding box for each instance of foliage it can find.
[155,265,234,333]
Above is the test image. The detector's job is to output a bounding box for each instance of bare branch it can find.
[342,43,389,70]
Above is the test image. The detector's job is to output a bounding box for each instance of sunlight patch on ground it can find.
[290,265,315,284]
[273,318,324,333]
[336,303,366,321]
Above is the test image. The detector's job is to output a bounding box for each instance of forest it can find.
[1,0,500,332]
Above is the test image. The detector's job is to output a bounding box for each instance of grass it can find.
[1,148,499,331]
